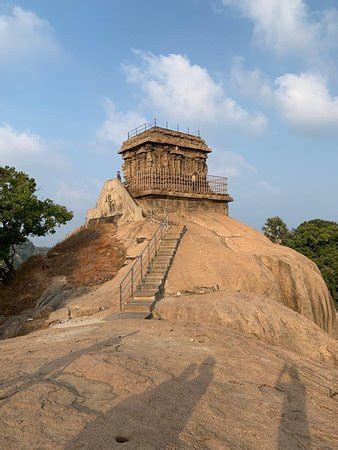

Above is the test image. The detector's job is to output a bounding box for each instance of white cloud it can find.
[0,6,60,64]
[257,180,280,194]
[97,99,147,146]
[209,150,255,177]
[0,123,44,160]
[55,182,93,206]
[274,73,338,132]
[123,52,267,134]
[230,60,338,134]
[0,123,67,170]
[222,0,338,57]
[230,58,273,105]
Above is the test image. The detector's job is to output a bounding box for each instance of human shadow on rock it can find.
[276,362,311,449]
[66,356,215,449]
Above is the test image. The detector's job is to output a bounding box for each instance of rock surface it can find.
[154,291,337,365]
[0,315,336,449]
[86,178,144,225]
[1,211,337,448]
[165,212,336,335]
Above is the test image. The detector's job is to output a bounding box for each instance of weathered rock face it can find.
[86,179,144,225]
[165,212,336,335]
[0,317,336,449]
[0,212,336,448]
[154,292,337,365]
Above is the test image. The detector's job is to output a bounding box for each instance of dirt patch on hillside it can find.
[0,224,125,317]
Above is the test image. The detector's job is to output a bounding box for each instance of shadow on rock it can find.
[0,331,139,409]
[66,356,215,449]
[276,362,311,449]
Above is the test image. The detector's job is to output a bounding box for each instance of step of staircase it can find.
[164,234,181,240]
[137,282,161,291]
[150,265,169,272]
[125,300,154,313]
[144,275,164,283]
[154,255,173,262]
[119,311,151,319]
[157,252,175,258]
[133,288,157,297]
[160,241,178,246]
[150,255,174,267]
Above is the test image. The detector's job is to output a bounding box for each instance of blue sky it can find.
[1,0,337,245]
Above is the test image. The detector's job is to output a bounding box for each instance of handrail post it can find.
[140,255,143,280]
[131,267,134,298]
[120,284,122,312]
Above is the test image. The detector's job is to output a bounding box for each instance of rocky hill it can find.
[0,223,125,323]
[0,212,336,448]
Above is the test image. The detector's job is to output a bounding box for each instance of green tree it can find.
[287,219,338,303]
[0,166,73,285]
[262,216,290,244]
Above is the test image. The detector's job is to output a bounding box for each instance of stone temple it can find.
[86,123,233,223]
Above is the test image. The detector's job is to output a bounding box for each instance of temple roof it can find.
[119,126,211,154]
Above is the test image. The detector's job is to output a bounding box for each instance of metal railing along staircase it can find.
[119,215,169,311]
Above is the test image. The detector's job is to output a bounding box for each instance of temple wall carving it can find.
[122,143,208,186]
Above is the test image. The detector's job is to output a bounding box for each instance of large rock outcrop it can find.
[154,291,337,364]
[164,212,336,335]
[1,211,335,340]
[0,212,336,448]
[86,178,143,225]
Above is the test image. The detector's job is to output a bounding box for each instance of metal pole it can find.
[154,117,157,126]
[131,267,134,298]
[120,284,123,312]
[166,121,168,129]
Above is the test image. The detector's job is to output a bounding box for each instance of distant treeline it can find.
[13,240,49,268]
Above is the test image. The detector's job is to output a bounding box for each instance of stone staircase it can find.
[123,225,186,316]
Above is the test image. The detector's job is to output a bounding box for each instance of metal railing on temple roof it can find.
[127,170,228,196]
[127,119,200,139]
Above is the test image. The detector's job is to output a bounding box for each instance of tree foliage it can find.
[287,219,337,304]
[0,166,73,285]
[262,216,290,244]
[263,216,337,304]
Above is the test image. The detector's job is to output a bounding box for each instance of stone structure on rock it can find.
[87,123,233,222]
[119,125,233,216]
